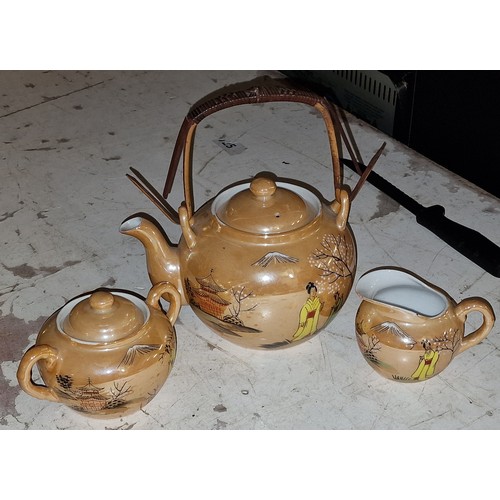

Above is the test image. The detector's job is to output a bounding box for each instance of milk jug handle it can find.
[161,76,343,220]
[455,297,496,355]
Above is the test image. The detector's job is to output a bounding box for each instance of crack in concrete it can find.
[0,208,23,222]
[0,80,107,119]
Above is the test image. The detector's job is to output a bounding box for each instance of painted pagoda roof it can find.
[194,287,231,306]
[195,272,227,293]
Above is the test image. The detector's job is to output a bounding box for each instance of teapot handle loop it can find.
[162,77,343,221]
[455,297,496,355]
[17,345,59,402]
[146,281,182,325]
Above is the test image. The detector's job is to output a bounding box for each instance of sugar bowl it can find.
[17,282,181,418]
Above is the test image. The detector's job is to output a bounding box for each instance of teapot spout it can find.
[120,216,187,305]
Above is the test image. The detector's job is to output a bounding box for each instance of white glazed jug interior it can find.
[356,268,448,317]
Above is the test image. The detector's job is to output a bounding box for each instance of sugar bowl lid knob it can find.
[89,291,115,310]
[62,290,145,343]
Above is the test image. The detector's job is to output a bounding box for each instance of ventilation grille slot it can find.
[334,70,398,106]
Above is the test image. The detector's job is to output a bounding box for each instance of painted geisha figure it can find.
[411,340,440,380]
[293,282,323,341]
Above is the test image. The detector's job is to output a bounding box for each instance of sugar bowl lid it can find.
[213,174,321,234]
[57,290,148,343]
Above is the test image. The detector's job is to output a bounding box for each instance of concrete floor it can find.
[1,70,499,431]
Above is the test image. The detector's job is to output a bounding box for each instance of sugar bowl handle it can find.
[455,297,496,355]
[17,345,59,402]
[146,281,181,325]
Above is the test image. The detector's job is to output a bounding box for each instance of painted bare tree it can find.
[310,234,354,284]
[224,286,257,325]
[356,321,383,365]
[428,328,461,352]
[109,381,133,401]
[360,334,382,365]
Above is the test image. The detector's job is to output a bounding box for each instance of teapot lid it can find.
[59,291,148,343]
[213,175,320,234]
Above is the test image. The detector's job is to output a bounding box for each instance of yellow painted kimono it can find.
[411,349,440,380]
[293,296,322,341]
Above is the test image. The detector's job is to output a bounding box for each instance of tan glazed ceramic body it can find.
[355,268,495,382]
[121,80,363,350]
[17,282,181,418]
[121,180,355,350]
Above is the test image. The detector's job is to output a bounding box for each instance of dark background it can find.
[284,70,500,199]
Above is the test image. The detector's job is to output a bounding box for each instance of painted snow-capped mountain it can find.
[252,252,299,267]
[371,322,416,348]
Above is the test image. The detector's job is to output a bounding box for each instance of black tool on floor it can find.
[341,158,500,278]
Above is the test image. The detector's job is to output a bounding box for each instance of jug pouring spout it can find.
[120,215,187,304]
[355,267,448,318]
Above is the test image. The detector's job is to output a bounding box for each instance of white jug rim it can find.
[355,267,448,317]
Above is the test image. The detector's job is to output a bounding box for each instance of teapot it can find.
[17,282,181,418]
[121,78,382,349]
[355,267,496,381]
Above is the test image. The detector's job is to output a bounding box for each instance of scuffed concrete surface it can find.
[1,70,499,430]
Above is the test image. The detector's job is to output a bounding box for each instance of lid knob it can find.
[250,177,277,198]
[61,291,146,343]
[213,175,321,234]
[89,291,115,311]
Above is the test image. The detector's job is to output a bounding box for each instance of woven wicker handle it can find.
[187,81,326,122]
[162,77,344,220]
